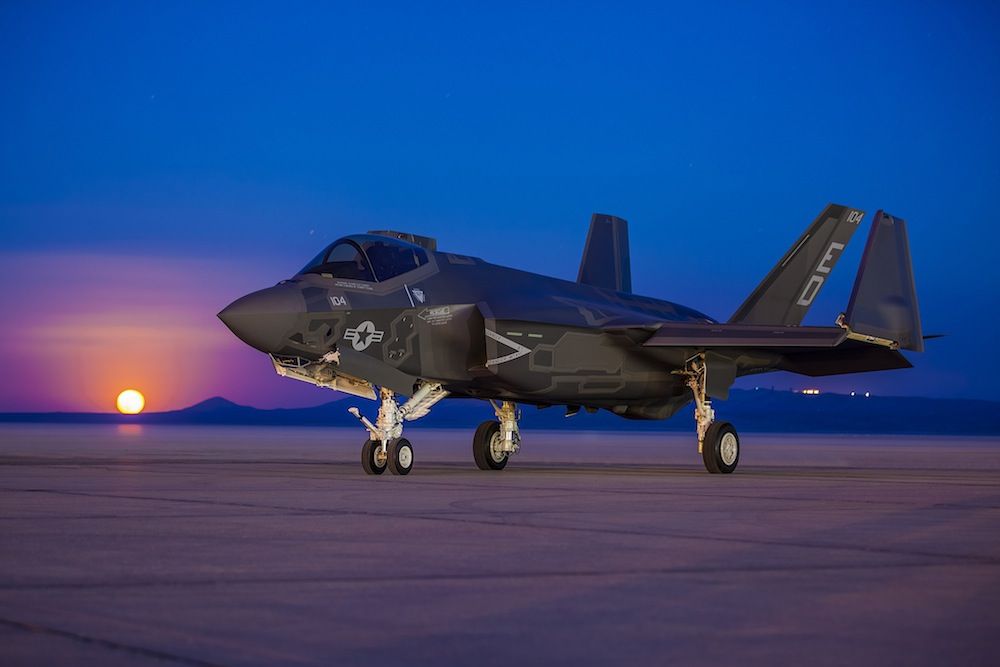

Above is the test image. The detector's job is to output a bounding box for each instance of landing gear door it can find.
[704,351,737,400]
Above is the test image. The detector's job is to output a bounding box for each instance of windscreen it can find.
[297,237,428,281]
[298,241,375,281]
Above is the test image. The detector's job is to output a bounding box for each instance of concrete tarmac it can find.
[1,424,999,666]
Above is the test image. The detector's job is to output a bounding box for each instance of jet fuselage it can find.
[219,234,770,419]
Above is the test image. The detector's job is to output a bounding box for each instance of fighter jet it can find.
[219,205,923,475]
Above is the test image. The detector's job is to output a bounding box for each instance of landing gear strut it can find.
[349,383,448,475]
[473,400,521,471]
[676,354,740,474]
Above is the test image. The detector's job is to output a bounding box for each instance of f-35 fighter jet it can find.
[219,205,923,475]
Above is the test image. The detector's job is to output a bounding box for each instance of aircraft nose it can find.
[218,285,304,353]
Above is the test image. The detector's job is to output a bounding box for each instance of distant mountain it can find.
[2,390,999,435]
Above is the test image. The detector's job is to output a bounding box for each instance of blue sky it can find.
[1,1,998,408]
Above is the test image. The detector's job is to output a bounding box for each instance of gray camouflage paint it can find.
[219,208,917,421]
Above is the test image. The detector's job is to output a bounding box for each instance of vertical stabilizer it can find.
[730,204,865,326]
[843,211,923,352]
[577,214,632,293]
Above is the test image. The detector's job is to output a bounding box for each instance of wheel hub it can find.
[489,432,506,463]
[397,444,413,468]
[720,432,738,466]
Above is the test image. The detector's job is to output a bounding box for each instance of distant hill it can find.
[2,390,999,435]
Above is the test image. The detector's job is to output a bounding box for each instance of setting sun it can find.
[116,389,145,415]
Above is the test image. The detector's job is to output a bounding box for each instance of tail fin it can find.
[842,211,923,351]
[729,204,865,326]
[577,214,632,294]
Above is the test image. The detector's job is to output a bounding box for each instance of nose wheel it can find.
[361,438,387,475]
[360,437,413,475]
[387,438,414,475]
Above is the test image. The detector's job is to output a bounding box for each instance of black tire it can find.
[387,437,414,476]
[361,439,386,475]
[702,421,739,474]
[473,420,508,470]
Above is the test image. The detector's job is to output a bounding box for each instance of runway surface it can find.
[1,424,999,666]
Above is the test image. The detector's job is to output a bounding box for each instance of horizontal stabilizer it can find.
[843,211,923,352]
[643,322,846,348]
[779,346,913,376]
[577,214,632,294]
[730,204,865,326]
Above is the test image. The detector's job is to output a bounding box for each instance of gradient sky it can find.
[1,1,998,412]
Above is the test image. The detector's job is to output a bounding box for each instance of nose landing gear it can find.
[349,383,448,475]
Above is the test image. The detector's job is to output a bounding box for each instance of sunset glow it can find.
[0,251,328,413]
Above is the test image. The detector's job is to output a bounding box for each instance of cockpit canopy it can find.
[298,234,429,282]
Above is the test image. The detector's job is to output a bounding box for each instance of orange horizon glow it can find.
[0,250,332,413]
[0,252,240,413]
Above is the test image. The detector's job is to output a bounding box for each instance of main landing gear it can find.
[472,400,521,471]
[676,354,740,474]
[350,383,447,475]
[350,387,523,476]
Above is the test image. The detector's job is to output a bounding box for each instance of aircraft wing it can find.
[634,321,911,377]
[601,317,910,385]
[641,322,847,348]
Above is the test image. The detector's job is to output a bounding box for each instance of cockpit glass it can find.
[298,248,328,274]
[298,241,375,281]
[361,240,428,281]
[297,236,428,281]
